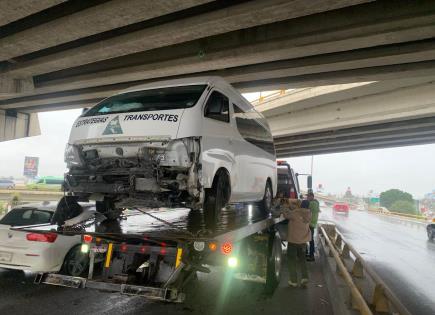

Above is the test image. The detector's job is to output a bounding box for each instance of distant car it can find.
[427,220,435,241]
[26,176,64,190]
[0,202,92,275]
[0,179,15,189]
[377,206,390,214]
[356,204,365,211]
[333,202,350,215]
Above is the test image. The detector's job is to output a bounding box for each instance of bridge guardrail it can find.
[368,208,426,221]
[319,223,412,315]
[368,209,429,229]
[251,89,288,105]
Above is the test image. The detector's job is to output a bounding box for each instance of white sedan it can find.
[0,201,92,275]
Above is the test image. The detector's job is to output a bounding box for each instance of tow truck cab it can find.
[276,160,300,199]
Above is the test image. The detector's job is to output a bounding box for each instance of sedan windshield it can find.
[84,84,207,117]
[0,208,53,226]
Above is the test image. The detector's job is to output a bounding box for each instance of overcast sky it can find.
[1,107,434,199]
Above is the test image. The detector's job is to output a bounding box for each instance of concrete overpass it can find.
[1,0,435,149]
[254,77,435,156]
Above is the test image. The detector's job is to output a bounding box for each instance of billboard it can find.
[23,156,39,178]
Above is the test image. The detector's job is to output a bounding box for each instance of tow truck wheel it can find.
[259,181,273,214]
[265,231,282,294]
[61,245,89,277]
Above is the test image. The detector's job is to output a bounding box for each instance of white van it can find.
[64,77,277,219]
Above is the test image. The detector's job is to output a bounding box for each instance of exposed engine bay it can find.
[64,137,202,210]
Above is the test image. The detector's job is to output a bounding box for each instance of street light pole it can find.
[310,155,314,176]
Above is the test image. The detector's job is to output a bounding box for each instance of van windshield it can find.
[84,85,207,117]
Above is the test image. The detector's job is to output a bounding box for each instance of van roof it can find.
[117,76,232,95]
[100,76,263,123]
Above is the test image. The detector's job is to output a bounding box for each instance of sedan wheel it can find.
[63,246,89,276]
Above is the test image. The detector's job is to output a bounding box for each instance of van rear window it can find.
[84,85,207,116]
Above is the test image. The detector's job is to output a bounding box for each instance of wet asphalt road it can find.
[0,257,332,315]
[321,207,435,315]
[3,204,432,314]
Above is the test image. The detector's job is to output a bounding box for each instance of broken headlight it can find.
[64,143,83,167]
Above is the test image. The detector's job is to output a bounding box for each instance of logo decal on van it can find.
[75,116,108,127]
[124,113,179,122]
[103,116,123,135]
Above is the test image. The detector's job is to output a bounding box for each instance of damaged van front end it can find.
[63,83,208,211]
[65,137,203,209]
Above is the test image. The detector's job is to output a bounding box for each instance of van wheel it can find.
[51,196,82,225]
[204,171,229,223]
[96,198,122,220]
[265,231,282,294]
[61,246,89,277]
[259,181,273,214]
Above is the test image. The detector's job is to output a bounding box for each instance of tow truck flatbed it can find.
[23,204,286,302]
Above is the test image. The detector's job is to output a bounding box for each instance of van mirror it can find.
[307,175,312,190]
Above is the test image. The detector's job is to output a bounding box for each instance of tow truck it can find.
[276,160,303,199]
[26,197,309,302]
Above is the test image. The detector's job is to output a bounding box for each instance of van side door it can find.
[232,104,276,201]
[201,90,239,201]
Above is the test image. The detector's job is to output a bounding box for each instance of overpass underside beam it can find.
[274,117,435,157]
[1,0,435,112]
[0,109,40,142]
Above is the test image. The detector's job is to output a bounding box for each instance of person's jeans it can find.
[309,226,315,258]
[287,242,308,283]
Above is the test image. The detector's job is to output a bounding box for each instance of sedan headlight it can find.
[64,143,83,167]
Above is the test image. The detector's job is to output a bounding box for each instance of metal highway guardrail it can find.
[367,209,429,229]
[319,223,412,315]
[368,208,427,221]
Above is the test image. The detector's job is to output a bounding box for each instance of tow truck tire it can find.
[265,231,282,294]
[259,181,273,214]
[61,245,89,277]
[204,170,230,223]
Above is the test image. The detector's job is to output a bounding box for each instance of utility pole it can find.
[310,155,314,176]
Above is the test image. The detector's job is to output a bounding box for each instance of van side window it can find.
[204,91,229,123]
[233,104,275,155]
